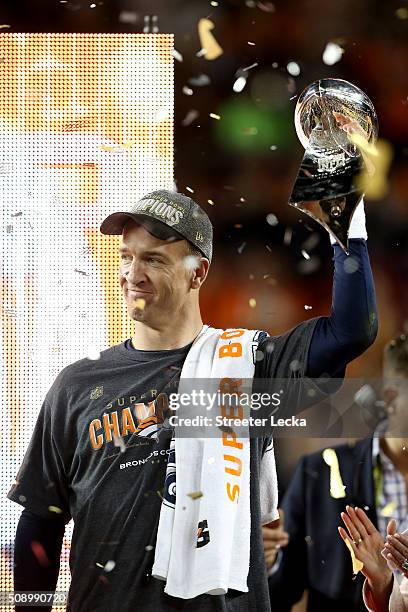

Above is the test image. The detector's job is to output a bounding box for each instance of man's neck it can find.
[380,437,408,475]
[131,314,204,351]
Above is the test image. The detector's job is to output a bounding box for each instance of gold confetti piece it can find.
[95,562,104,569]
[380,501,397,517]
[133,298,145,310]
[198,18,223,60]
[48,505,63,514]
[98,145,117,152]
[121,141,137,149]
[344,536,364,574]
[0,25,10,29]
[208,199,215,205]
[249,298,257,308]
[348,133,393,200]
[156,489,164,500]
[322,448,346,498]
[396,7,408,18]
[188,490,203,500]
[209,113,221,120]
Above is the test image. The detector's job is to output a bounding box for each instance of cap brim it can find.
[100,212,184,242]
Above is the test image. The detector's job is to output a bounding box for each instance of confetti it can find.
[189,74,211,86]
[96,562,104,569]
[145,545,154,551]
[284,228,292,246]
[209,113,221,120]
[18,495,26,502]
[198,18,223,60]
[98,144,117,152]
[207,199,215,205]
[344,537,364,574]
[118,10,138,24]
[31,541,50,567]
[48,505,63,514]
[87,346,101,361]
[322,42,344,66]
[256,1,275,11]
[133,298,146,310]
[104,560,115,572]
[233,76,247,93]
[113,434,126,453]
[247,41,256,46]
[380,501,397,517]
[343,257,359,274]
[211,0,219,5]
[270,145,278,150]
[242,62,259,72]
[237,241,246,254]
[304,305,313,310]
[0,25,10,29]
[182,86,193,96]
[301,250,310,260]
[181,110,199,126]
[249,298,257,308]
[396,7,408,18]
[322,449,346,498]
[348,133,393,200]
[186,186,194,193]
[266,213,279,226]
[172,49,183,62]
[287,61,300,76]
[184,255,200,271]
[188,490,203,500]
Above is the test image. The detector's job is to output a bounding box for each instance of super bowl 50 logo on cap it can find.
[134,196,184,227]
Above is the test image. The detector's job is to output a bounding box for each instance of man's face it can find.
[118,220,196,325]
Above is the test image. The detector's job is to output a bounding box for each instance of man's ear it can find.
[191,258,210,289]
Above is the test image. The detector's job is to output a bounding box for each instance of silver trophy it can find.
[289,78,378,253]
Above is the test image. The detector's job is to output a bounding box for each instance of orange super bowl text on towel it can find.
[218,329,245,503]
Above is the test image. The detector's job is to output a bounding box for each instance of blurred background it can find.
[0,1,407,609]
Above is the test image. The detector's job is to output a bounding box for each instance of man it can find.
[8,179,377,611]
[267,332,408,612]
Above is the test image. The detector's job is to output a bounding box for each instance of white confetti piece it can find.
[181,110,199,126]
[304,305,313,310]
[104,560,115,572]
[322,42,344,66]
[301,249,310,260]
[182,86,193,96]
[266,213,279,226]
[186,186,194,193]
[287,61,300,76]
[172,49,183,62]
[87,346,101,360]
[189,74,211,86]
[209,113,221,120]
[233,76,247,93]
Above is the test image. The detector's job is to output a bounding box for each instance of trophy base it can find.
[289,191,363,254]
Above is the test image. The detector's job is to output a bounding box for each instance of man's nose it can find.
[125,258,146,284]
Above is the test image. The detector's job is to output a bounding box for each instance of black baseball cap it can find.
[100,189,213,262]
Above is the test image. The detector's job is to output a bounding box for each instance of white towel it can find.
[152,325,279,599]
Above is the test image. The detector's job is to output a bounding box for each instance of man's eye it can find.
[120,254,132,261]
[148,257,161,264]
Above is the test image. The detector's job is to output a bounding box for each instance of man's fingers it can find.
[338,526,358,554]
[262,527,289,541]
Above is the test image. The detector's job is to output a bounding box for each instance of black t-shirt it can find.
[7,317,328,611]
